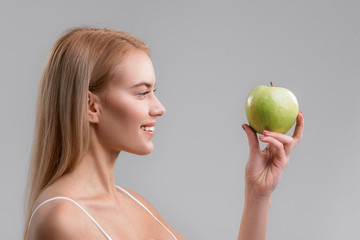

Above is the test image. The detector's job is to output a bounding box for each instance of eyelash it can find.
[139,88,157,96]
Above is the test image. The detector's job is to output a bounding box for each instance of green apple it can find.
[245,82,299,134]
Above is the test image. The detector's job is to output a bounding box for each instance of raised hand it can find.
[242,112,304,197]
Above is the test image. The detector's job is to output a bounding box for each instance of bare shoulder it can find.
[121,187,187,240]
[26,197,96,240]
[121,188,160,215]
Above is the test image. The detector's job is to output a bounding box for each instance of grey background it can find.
[1,0,359,239]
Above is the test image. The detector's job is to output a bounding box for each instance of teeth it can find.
[141,126,155,131]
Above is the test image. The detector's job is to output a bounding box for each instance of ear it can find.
[88,91,100,124]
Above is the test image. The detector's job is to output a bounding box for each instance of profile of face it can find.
[89,48,165,155]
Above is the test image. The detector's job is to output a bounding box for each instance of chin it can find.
[126,144,154,156]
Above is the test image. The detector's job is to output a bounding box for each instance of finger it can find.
[292,112,304,145]
[259,135,287,167]
[242,124,260,155]
[263,130,293,157]
[263,130,293,145]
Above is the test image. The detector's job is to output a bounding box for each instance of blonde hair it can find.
[24,27,150,238]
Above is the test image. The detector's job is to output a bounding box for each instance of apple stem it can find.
[270,82,273,87]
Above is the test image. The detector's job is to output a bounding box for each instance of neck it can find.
[64,130,120,198]
[78,147,119,192]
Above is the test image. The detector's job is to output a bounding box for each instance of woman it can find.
[24,27,304,240]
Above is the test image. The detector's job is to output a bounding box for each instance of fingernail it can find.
[242,125,245,131]
[259,135,265,140]
[263,130,270,135]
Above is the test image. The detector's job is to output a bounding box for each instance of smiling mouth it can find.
[140,126,155,132]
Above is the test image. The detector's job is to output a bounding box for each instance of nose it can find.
[150,95,165,117]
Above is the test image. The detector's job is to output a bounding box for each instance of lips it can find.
[141,126,155,132]
[140,122,156,135]
[140,122,156,128]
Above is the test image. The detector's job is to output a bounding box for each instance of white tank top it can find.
[28,186,178,240]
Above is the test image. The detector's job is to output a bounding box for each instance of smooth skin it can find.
[27,48,185,240]
[238,112,304,240]
[27,47,304,239]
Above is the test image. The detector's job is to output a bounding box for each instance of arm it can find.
[238,112,304,240]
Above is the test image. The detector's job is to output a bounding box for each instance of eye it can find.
[139,91,150,96]
[138,88,157,97]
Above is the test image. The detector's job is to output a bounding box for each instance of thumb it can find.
[242,124,260,155]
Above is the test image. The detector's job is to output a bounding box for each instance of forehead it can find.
[109,48,155,88]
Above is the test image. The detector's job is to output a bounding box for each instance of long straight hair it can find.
[24,27,150,238]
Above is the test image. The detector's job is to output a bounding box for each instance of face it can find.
[93,48,165,155]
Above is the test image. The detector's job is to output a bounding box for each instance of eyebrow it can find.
[132,82,156,88]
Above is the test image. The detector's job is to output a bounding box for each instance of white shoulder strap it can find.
[28,196,112,240]
[116,186,178,240]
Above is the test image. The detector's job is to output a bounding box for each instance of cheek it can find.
[98,96,148,149]
[102,99,138,133]
[109,98,145,128]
